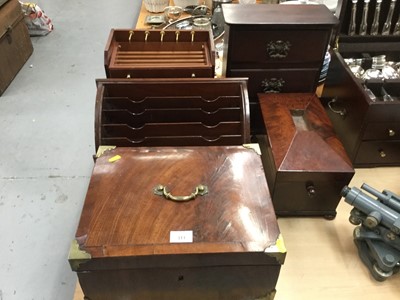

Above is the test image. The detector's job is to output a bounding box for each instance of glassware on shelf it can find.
[359,0,370,36]
[382,0,397,35]
[348,0,358,36]
[370,0,382,35]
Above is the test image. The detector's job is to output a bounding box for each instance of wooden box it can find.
[258,93,354,218]
[321,0,400,167]
[0,0,33,95]
[94,78,250,149]
[69,146,285,300]
[104,29,215,79]
[221,4,338,134]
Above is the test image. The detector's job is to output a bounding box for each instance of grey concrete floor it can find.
[0,1,140,299]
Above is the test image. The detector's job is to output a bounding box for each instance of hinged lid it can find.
[258,93,354,175]
[73,146,283,270]
[222,3,338,27]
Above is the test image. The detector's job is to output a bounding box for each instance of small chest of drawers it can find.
[221,4,338,133]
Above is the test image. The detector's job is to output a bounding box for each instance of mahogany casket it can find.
[257,93,354,218]
[69,146,285,300]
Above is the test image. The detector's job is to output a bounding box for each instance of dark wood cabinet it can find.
[257,93,354,218]
[69,146,285,300]
[221,4,338,133]
[321,0,400,167]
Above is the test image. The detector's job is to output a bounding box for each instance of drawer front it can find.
[272,178,352,217]
[229,69,319,98]
[355,140,400,166]
[363,122,400,140]
[228,29,330,67]
[108,68,213,79]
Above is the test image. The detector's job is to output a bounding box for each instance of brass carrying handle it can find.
[153,184,208,202]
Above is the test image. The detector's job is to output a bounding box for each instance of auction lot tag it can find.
[170,230,193,243]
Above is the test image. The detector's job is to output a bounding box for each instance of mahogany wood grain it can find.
[74,146,283,299]
[258,93,354,217]
[259,93,353,170]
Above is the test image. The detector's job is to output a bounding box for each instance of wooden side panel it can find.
[78,265,281,300]
[0,0,33,95]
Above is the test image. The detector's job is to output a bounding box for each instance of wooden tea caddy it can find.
[258,93,355,218]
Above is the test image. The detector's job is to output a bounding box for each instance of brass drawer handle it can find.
[261,78,285,93]
[153,184,208,202]
[379,150,386,158]
[306,182,316,197]
[388,129,396,137]
[328,97,347,117]
[266,40,291,58]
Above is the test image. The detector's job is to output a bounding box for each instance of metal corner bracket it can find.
[68,239,91,272]
[242,143,261,155]
[264,234,287,265]
[96,145,116,158]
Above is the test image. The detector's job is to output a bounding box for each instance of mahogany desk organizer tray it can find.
[321,0,400,167]
[258,93,354,218]
[68,146,286,300]
[0,0,33,95]
[221,4,338,134]
[94,78,250,149]
[104,29,215,78]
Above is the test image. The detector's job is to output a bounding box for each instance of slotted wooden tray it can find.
[105,29,215,78]
[94,78,250,149]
